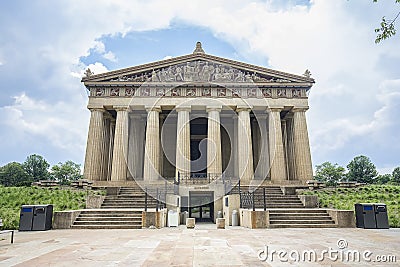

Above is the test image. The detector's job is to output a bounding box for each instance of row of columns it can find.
[83,105,313,183]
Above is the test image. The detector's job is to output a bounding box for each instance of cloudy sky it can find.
[0,0,399,174]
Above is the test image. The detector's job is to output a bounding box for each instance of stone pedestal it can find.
[216,218,225,229]
[186,218,195,229]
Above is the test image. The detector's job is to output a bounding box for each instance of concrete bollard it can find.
[216,218,225,229]
[186,218,195,229]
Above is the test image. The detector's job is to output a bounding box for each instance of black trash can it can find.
[19,205,53,231]
[355,203,376,229]
[374,203,389,229]
[19,205,35,231]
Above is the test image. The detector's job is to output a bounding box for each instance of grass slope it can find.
[0,187,101,230]
[303,185,400,227]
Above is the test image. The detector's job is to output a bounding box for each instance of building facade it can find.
[82,43,314,205]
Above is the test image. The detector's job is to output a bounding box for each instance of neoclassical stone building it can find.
[82,42,314,191]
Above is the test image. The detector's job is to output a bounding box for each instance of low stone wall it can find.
[298,195,319,208]
[86,195,105,209]
[239,209,269,229]
[142,209,167,228]
[52,210,81,229]
[326,209,356,227]
[223,195,240,226]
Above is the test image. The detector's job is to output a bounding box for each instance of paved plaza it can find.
[1,224,399,266]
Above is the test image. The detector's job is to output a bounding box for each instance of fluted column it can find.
[107,119,115,181]
[292,108,313,181]
[110,106,129,181]
[175,107,191,179]
[268,108,287,182]
[101,115,111,181]
[237,107,254,183]
[143,106,161,181]
[255,114,270,180]
[83,108,105,181]
[207,106,222,178]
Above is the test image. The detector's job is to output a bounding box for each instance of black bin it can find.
[355,203,389,229]
[19,205,53,231]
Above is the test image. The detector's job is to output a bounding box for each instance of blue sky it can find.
[0,0,399,174]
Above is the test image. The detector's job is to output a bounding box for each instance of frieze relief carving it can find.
[109,60,292,83]
[90,86,306,99]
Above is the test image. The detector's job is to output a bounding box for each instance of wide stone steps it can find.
[72,209,143,229]
[267,209,336,228]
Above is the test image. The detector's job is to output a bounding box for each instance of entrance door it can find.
[189,191,214,222]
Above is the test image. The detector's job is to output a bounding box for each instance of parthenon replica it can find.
[80,42,316,224]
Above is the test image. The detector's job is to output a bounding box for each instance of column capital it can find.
[292,106,309,112]
[114,105,130,112]
[88,106,105,112]
[236,105,252,113]
[267,107,283,113]
[175,106,191,112]
[145,106,161,112]
[206,105,222,112]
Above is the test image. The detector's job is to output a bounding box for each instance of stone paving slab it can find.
[0,224,399,266]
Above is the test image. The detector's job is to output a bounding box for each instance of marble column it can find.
[255,114,270,180]
[101,115,111,181]
[110,106,129,181]
[207,107,222,179]
[83,108,105,181]
[128,115,145,180]
[143,106,161,181]
[268,108,287,182]
[107,119,115,181]
[237,107,254,183]
[292,108,313,181]
[285,114,296,180]
[175,107,191,179]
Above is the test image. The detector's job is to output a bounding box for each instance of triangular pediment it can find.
[82,52,314,86]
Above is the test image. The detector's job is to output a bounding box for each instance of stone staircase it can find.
[72,209,143,229]
[231,185,337,228]
[268,209,336,228]
[72,184,165,229]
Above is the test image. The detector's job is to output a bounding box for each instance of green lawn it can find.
[0,186,104,230]
[302,185,400,227]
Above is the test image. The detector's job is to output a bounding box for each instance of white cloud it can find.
[163,55,173,60]
[70,62,109,79]
[103,51,117,62]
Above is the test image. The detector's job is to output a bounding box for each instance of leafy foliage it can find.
[346,155,378,184]
[303,185,400,227]
[51,161,83,185]
[375,173,392,184]
[0,162,32,187]
[23,154,50,182]
[314,162,346,186]
[392,167,400,184]
[373,0,400,43]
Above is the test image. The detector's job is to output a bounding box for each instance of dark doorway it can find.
[190,118,208,177]
[189,191,214,222]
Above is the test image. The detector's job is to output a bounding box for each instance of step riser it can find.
[269,224,337,228]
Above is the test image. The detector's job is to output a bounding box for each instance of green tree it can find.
[0,162,32,186]
[346,155,378,184]
[392,167,400,184]
[314,162,346,186]
[23,154,50,182]
[374,0,400,43]
[51,161,83,185]
[375,173,392,184]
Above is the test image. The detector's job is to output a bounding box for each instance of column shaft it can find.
[237,108,254,183]
[107,120,115,181]
[255,114,270,180]
[175,107,191,179]
[83,108,105,181]
[110,107,129,181]
[143,107,161,181]
[207,107,222,178]
[268,108,287,182]
[293,109,313,181]
[101,116,111,181]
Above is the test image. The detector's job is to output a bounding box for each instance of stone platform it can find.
[1,224,399,266]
